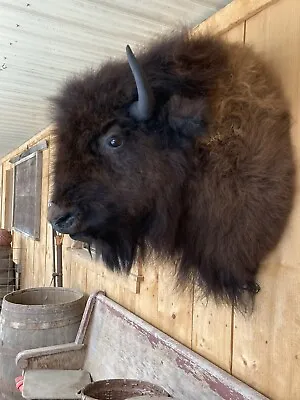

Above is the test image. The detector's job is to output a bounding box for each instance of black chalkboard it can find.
[12,151,42,239]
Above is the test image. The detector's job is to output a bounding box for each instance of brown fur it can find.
[50,31,295,308]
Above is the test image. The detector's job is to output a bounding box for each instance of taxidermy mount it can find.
[48,29,295,308]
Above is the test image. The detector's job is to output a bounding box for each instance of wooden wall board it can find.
[24,235,35,288]
[232,0,300,398]
[222,21,245,42]
[85,269,101,294]
[61,235,73,289]
[35,142,50,285]
[0,164,2,226]
[157,261,194,348]
[0,165,12,229]
[45,133,59,287]
[192,298,233,374]
[116,260,144,314]
[193,0,279,36]
[192,22,246,374]
[0,167,4,228]
[1,167,6,228]
[70,257,88,293]
[4,167,13,230]
[134,256,160,328]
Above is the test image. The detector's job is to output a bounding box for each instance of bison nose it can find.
[52,212,76,233]
[48,202,78,234]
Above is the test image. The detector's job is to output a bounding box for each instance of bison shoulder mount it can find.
[48,30,295,309]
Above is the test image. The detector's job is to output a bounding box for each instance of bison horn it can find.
[126,45,155,121]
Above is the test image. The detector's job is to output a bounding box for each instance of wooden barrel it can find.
[0,287,86,399]
[0,285,14,310]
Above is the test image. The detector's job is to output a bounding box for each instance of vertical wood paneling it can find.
[221,20,245,42]
[191,23,245,373]
[32,144,50,287]
[45,132,57,287]
[135,257,159,327]
[192,299,233,372]
[0,166,4,228]
[1,167,13,230]
[85,269,101,294]
[232,1,300,398]
[61,236,76,289]
[118,278,137,315]
[117,262,142,315]
[70,258,87,293]
[0,164,2,225]
[24,236,35,287]
[157,261,193,347]
[193,0,279,36]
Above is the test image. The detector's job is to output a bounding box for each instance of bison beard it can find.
[49,30,295,309]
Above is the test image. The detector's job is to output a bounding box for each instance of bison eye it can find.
[108,136,123,148]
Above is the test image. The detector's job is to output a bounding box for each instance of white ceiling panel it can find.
[0,0,232,158]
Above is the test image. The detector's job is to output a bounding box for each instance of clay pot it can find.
[0,229,12,247]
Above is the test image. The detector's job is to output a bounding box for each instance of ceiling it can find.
[0,0,231,158]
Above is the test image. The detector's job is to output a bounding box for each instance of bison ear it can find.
[167,95,208,138]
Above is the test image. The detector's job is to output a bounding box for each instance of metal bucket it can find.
[79,379,171,400]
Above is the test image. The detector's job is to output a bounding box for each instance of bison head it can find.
[48,32,294,308]
[49,36,208,273]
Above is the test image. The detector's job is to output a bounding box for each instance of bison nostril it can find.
[53,212,77,232]
[48,202,79,233]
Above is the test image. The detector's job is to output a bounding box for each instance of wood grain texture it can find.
[70,258,88,294]
[4,167,13,229]
[192,22,245,374]
[0,164,2,225]
[157,261,193,348]
[193,0,279,36]
[192,297,233,374]
[44,133,56,287]
[232,1,300,398]
[32,145,50,287]
[135,256,160,328]
[0,165,12,230]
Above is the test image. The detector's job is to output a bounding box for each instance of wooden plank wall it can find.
[0,0,299,398]
[0,126,55,288]
[232,1,300,398]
